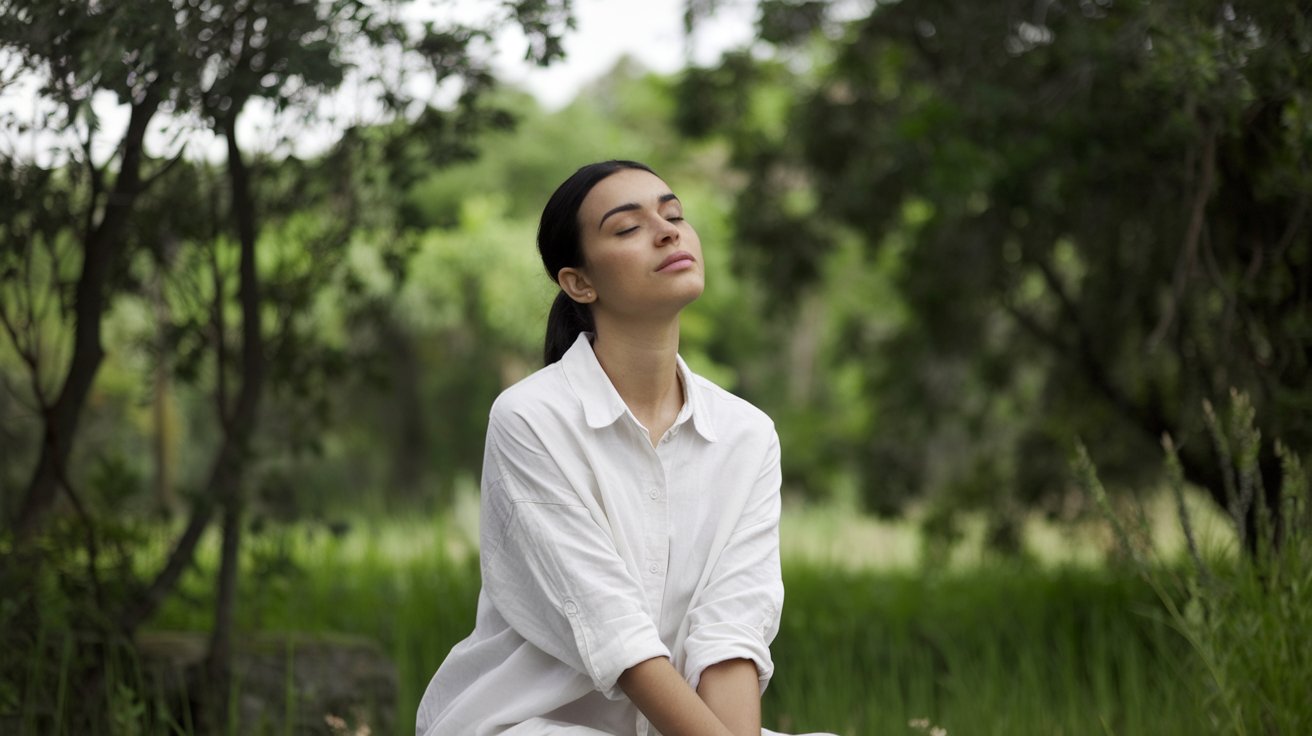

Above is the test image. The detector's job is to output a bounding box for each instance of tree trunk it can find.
[119,110,265,647]
[11,93,160,539]
[204,109,265,725]
[207,484,243,690]
[152,258,177,517]
[382,317,426,499]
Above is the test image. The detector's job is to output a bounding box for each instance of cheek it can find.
[590,251,642,292]
[685,225,702,252]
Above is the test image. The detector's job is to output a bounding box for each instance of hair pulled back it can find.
[538,159,657,365]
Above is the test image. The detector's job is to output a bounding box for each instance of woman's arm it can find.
[681,430,785,702]
[696,658,761,736]
[618,657,735,736]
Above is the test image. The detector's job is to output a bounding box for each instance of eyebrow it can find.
[598,193,679,230]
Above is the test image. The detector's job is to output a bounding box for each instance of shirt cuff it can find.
[681,621,775,693]
[565,605,671,700]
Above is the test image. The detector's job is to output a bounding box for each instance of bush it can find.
[1075,390,1312,735]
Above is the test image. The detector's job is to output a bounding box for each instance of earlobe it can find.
[557,267,596,304]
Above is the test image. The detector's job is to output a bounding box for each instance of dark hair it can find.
[538,159,658,364]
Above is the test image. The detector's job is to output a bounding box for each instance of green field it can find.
[136,504,1224,736]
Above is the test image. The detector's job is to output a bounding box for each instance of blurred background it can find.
[1,0,1309,734]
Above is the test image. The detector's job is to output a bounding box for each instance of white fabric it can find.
[416,332,813,736]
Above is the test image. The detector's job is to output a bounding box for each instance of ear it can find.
[557,267,596,304]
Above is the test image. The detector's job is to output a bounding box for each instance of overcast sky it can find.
[1,0,759,164]
[490,0,757,109]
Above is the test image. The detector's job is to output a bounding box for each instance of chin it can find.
[675,277,706,306]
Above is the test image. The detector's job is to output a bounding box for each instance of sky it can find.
[1,0,760,164]
[488,0,758,110]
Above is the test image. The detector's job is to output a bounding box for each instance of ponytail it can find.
[537,159,658,365]
[544,290,595,365]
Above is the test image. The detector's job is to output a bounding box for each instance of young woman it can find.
[416,161,834,736]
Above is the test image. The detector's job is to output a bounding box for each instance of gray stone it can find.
[136,630,397,735]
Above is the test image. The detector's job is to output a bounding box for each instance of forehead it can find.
[579,169,674,221]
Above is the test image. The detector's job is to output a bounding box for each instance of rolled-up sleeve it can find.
[681,430,785,693]
[479,412,670,699]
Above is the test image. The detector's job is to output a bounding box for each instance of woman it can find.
[417,161,834,736]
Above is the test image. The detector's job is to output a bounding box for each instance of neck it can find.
[590,314,684,442]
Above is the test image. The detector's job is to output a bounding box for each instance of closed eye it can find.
[617,226,639,235]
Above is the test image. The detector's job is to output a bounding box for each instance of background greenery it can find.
[1,0,1308,733]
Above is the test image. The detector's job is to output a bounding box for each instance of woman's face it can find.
[567,168,705,321]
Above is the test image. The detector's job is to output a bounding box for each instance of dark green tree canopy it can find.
[681,0,1310,529]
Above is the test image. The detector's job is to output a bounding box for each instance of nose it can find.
[654,215,680,245]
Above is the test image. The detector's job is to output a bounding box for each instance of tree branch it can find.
[78,120,105,245]
[0,297,47,410]
[1148,122,1216,352]
[211,242,230,430]
[140,148,188,192]
[11,88,161,539]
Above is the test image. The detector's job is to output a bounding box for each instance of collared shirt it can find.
[417,332,784,736]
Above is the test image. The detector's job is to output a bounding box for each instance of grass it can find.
[136,505,1217,735]
[769,562,1204,735]
[1073,391,1312,736]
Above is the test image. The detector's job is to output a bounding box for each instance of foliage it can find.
[0,0,576,729]
[678,0,1312,536]
[1076,390,1312,734]
[4,1,1308,729]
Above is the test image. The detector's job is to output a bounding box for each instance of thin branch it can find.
[1148,122,1217,352]
[1199,216,1238,344]
[53,460,105,614]
[0,302,47,412]
[1000,296,1075,359]
[1002,292,1162,436]
[1031,252,1090,349]
[78,120,105,245]
[0,286,49,410]
[139,147,188,192]
[1019,242,1128,413]
[211,241,230,430]
[120,480,218,633]
[1267,194,1307,274]
[0,287,30,360]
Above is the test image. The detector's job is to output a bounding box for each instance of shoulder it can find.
[687,370,777,446]
[487,362,575,439]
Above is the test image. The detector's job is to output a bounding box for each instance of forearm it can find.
[618,657,734,736]
[696,658,761,736]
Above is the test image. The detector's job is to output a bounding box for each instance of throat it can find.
[623,374,686,448]
[588,328,686,447]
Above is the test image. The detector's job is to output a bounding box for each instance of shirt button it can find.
[563,600,578,614]
[648,488,659,500]
[648,563,660,574]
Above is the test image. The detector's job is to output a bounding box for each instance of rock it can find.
[136,630,397,735]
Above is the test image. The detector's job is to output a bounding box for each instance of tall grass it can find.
[141,512,1208,735]
[1074,390,1312,735]
[770,562,1205,735]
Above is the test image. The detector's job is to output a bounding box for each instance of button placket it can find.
[640,452,669,613]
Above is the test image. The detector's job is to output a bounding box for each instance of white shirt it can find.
[416,332,785,736]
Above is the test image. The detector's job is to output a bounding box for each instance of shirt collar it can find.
[560,332,718,443]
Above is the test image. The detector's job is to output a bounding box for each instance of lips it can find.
[656,251,696,271]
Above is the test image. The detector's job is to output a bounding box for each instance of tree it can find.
[680,0,1310,543]
[0,0,573,728]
